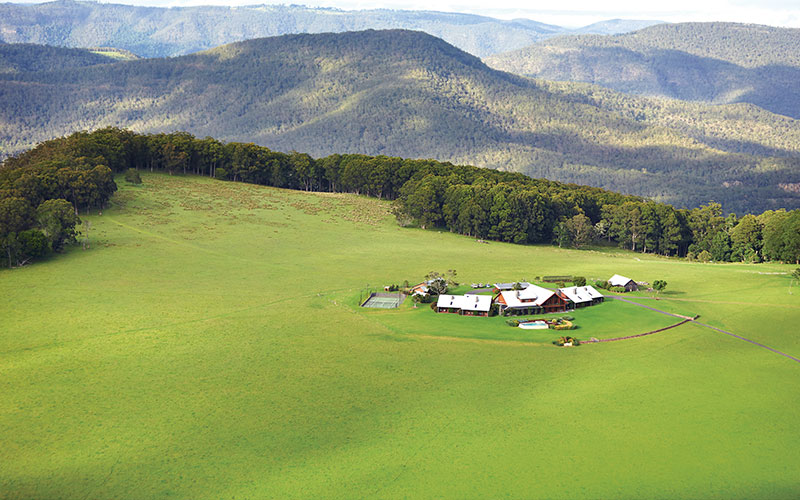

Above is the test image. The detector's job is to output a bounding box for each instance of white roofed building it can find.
[435,294,492,317]
[608,274,638,292]
[494,284,568,315]
[492,282,531,292]
[557,285,604,308]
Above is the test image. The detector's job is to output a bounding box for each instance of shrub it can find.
[698,250,712,262]
[561,315,574,321]
[572,276,586,287]
[427,277,448,295]
[124,168,142,184]
[594,280,608,290]
[686,251,696,261]
[506,319,520,327]
[553,336,580,346]
[610,286,625,293]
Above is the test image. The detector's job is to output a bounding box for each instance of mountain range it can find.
[486,22,800,118]
[1,29,798,214]
[0,0,660,58]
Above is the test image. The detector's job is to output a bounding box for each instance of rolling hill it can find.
[1,30,799,213]
[485,22,800,118]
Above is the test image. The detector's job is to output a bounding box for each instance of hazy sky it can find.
[59,0,800,28]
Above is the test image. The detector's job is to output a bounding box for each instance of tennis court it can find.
[361,293,405,309]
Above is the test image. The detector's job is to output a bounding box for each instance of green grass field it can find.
[2,173,799,498]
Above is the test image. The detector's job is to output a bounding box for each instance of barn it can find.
[609,274,638,292]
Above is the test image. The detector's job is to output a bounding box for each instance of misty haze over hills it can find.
[0,0,662,58]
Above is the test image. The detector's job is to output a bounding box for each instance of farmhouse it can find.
[557,285,604,308]
[410,282,430,296]
[436,294,492,316]
[495,284,568,315]
[608,274,638,292]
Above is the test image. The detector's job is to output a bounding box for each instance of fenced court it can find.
[361,292,405,309]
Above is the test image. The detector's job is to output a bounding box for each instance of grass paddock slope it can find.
[2,174,799,499]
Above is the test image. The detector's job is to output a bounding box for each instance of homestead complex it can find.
[432,279,618,316]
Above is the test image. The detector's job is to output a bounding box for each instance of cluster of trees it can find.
[554,200,800,263]
[0,131,121,267]
[3,127,799,268]
[0,198,81,267]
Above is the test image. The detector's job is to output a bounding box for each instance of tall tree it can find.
[0,197,34,267]
[730,214,762,262]
[36,199,81,252]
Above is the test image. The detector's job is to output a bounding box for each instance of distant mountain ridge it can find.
[485,22,800,118]
[1,30,798,213]
[0,0,660,58]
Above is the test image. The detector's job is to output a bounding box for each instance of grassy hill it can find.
[485,22,800,118]
[1,173,798,498]
[2,30,799,213]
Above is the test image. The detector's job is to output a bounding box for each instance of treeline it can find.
[2,128,799,268]
[593,201,800,263]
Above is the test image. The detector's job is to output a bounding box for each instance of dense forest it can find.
[486,22,800,118]
[1,31,798,214]
[2,128,799,268]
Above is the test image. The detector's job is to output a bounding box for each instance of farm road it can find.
[612,296,800,365]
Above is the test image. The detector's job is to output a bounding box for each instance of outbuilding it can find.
[492,282,531,293]
[557,285,605,308]
[435,294,492,317]
[608,274,638,292]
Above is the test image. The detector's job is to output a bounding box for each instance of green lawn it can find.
[1,173,799,499]
[360,295,687,343]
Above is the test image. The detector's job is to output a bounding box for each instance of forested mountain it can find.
[485,22,800,118]
[1,30,799,213]
[0,0,566,58]
[0,43,118,74]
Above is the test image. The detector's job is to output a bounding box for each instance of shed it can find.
[557,285,605,308]
[608,274,638,292]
